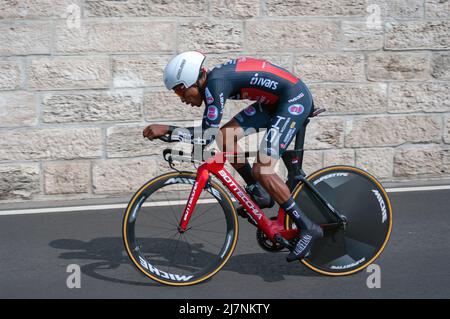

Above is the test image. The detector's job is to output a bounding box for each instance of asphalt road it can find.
[1,189,450,299]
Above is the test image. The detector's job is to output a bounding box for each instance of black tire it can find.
[123,171,239,286]
[286,165,393,276]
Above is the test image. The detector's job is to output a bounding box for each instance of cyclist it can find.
[143,51,323,261]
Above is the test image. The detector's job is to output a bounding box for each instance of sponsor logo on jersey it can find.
[288,104,304,116]
[205,87,214,104]
[235,114,244,122]
[283,127,297,144]
[265,116,290,145]
[207,105,219,121]
[290,121,296,129]
[288,92,305,103]
[219,93,224,107]
[244,105,256,116]
[250,73,279,90]
[272,115,286,130]
[280,118,291,133]
[265,127,279,143]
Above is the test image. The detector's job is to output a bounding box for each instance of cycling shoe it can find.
[286,225,323,262]
[245,182,275,209]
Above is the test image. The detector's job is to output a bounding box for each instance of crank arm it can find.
[273,234,294,250]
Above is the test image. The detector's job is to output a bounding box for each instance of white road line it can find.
[385,185,450,193]
[0,184,449,216]
[0,199,217,216]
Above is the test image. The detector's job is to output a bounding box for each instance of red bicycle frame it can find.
[178,151,299,242]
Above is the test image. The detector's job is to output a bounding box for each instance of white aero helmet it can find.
[163,51,206,90]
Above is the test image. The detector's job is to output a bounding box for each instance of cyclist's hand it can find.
[143,124,169,140]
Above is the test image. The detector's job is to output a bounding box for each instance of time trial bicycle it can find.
[122,108,393,286]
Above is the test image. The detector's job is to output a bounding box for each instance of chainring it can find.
[256,217,286,252]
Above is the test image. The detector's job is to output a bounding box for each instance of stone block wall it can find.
[0,0,449,203]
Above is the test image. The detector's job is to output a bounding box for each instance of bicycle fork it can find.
[178,166,209,233]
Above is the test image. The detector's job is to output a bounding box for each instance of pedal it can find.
[273,234,294,250]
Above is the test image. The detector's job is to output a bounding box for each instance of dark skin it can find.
[143,70,291,204]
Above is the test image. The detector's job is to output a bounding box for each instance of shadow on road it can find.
[50,237,317,287]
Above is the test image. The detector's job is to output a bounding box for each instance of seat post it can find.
[294,100,315,151]
[282,118,310,190]
[282,103,319,189]
[294,118,309,151]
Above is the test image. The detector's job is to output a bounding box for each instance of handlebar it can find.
[156,126,256,166]
[163,148,199,167]
[162,148,256,165]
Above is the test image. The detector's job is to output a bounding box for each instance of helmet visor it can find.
[173,84,186,97]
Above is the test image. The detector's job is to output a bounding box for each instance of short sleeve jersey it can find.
[201,57,300,132]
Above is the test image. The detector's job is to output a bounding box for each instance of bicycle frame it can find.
[178,151,299,242]
[173,107,344,243]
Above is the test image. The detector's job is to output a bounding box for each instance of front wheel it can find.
[286,165,393,276]
[123,171,239,286]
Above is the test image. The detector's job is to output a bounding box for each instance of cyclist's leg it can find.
[253,83,323,260]
[219,102,274,208]
[252,85,313,202]
[252,105,311,204]
[219,102,271,178]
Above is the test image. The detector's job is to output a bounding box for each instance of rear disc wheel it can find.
[286,166,393,276]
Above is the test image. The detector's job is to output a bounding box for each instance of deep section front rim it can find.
[122,171,239,286]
